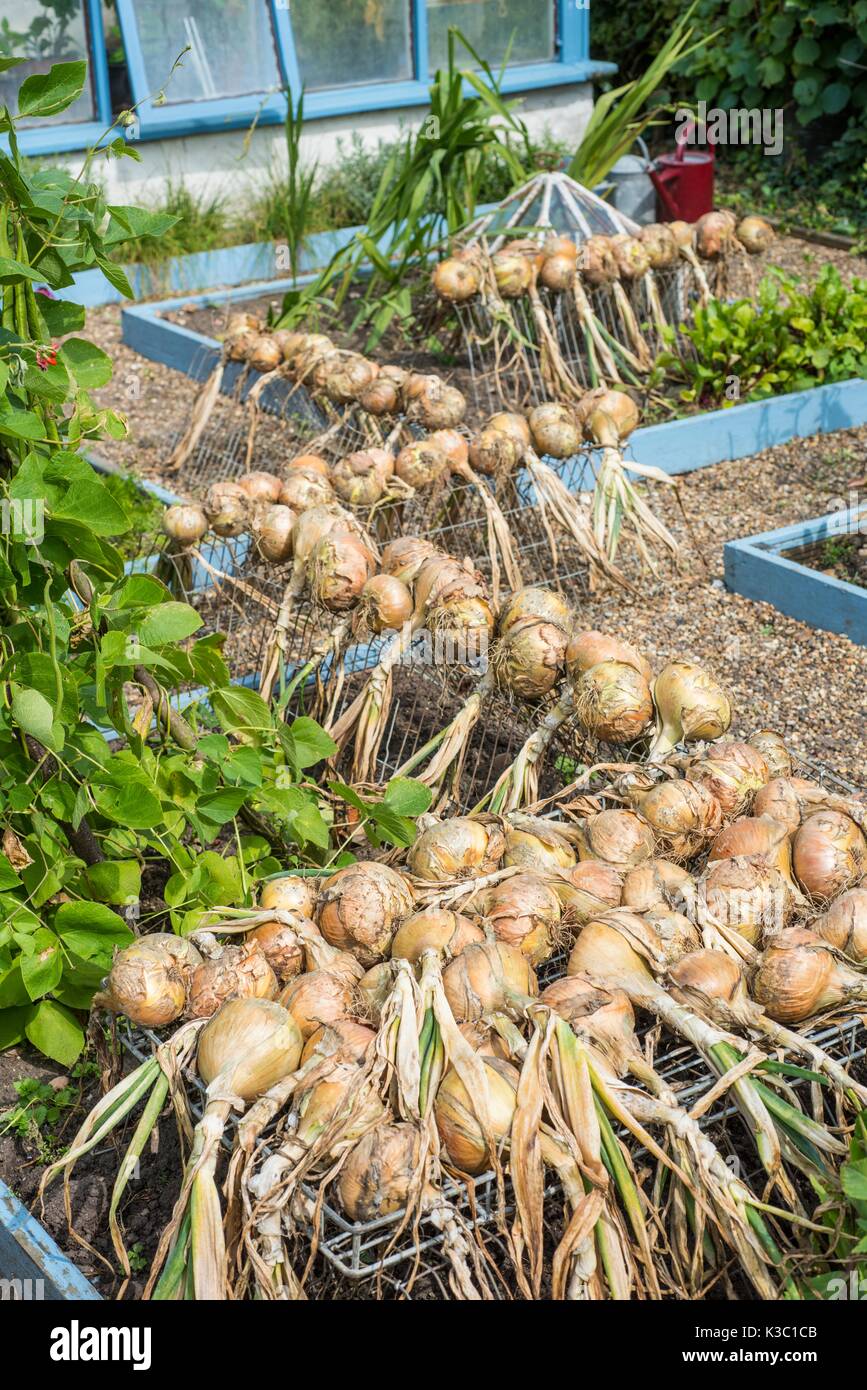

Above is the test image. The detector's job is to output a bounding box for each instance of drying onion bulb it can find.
[93,936,200,1027]
[391,908,484,965]
[539,253,575,292]
[543,234,578,262]
[542,975,636,1071]
[442,940,536,1022]
[317,862,415,964]
[225,328,258,362]
[566,630,652,684]
[579,236,617,286]
[528,402,580,458]
[204,480,247,535]
[436,1055,519,1174]
[197,997,302,1101]
[694,211,733,260]
[186,942,278,1019]
[251,502,295,562]
[492,616,567,700]
[357,573,413,633]
[323,355,377,405]
[696,856,794,945]
[686,741,769,817]
[752,927,867,1024]
[395,440,448,490]
[582,389,640,448]
[668,221,693,249]
[308,528,374,611]
[163,503,208,547]
[280,466,334,510]
[749,730,791,779]
[246,919,305,983]
[260,875,317,917]
[708,815,796,887]
[357,376,401,417]
[621,859,694,914]
[381,536,439,584]
[238,471,282,503]
[468,427,523,476]
[410,378,467,431]
[737,216,775,254]
[638,223,678,269]
[286,453,330,478]
[611,235,650,280]
[498,585,572,638]
[427,429,469,467]
[432,257,480,302]
[408,816,504,881]
[649,661,732,758]
[226,311,259,337]
[300,1018,376,1069]
[752,776,821,834]
[576,809,655,869]
[491,249,533,298]
[278,968,354,1038]
[792,811,867,902]
[503,821,576,872]
[553,860,623,918]
[629,778,722,861]
[248,335,283,374]
[575,660,653,745]
[489,411,532,445]
[337,1123,422,1221]
[480,872,561,965]
[811,888,867,961]
[330,449,393,507]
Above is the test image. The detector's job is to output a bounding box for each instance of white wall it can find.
[66,81,592,209]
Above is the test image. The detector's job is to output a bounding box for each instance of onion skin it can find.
[427,429,469,467]
[650,661,732,757]
[553,860,623,919]
[497,585,572,638]
[381,536,439,584]
[330,449,392,507]
[792,811,867,902]
[337,1123,422,1221]
[480,872,561,965]
[239,471,282,503]
[299,1018,375,1069]
[394,441,448,490]
[695,211,733,260]
[248,335,283,374]
[391,908,484,965]
[358,377,400,416]
[576,810,655,869]
[260,875,317,917]
[197,997,302,1102]
[357,574,413,633]
[286,453,330,478]
[278,969,354,1038]
[541,975,636,1073]
[163,503,208,547]
[752,776,819,834]
[492,249,533,299]
[751,928,864,1024]
[583,390,640,448]
[436,1055,519,1174]
[749,729,791,778]
[317,862,415,964]
[696,855,794,945]
[575,660,653,744]
[611,235,650,280]
[528,403,580,459]
[280,467,335,511]
[93,938,193,1027]
[433,257,480,302]
[503,823,576,873]
[468,427,523,476]
[630,779,722,861]
[251,503,295,563]
[621,859,693,914]
[811,888,867,961]
[737,216,775,254]
[638,223,678,269]
[492,616,567,700]
[442,940,536,1022]
[686,741,769,817]
[186,942,278,1020]
[539,252,576,292]
[246,919,306,984]
[408,816,504,882]
[566,630,652,685]
[308,528,374,612]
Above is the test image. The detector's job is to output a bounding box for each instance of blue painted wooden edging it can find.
[0,1180,101,1300]
[724,506,867,647]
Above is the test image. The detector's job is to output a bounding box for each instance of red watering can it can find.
[651,120,715,222]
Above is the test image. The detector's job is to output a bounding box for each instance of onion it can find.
[748,730,791,779]
[204,480,247,535]
[752,927,867,1024]
[391,908,484,965]
[737,216,775,254]
[433,257,480,302]
[337,1123,422,1221]
[299,1018,375,1068]
[497,585,572,638]
[553,860,623,918]
[381,536,439,585]
[412,554,494,647]
[753,776,823,834]
[610,235,650,280]
[225,328,258,362]
[458,1020,512,1060]
[436,1055,519,1174]
[686,741,769,817]
[286,453,330,478]
[197,997,302,1101]
[272,328,300,360]
[317,862,415,963]
[480,872,561,965]
[186,942,278,1019]
[491,249,533,298]
[645,906,701,964]
[442,940,536,1022]
[330,448,393,507]
[696,856,795,945]
[792,811,867,902]
[539,252,575,292]
[238,471,282,503]
[628,778,722,861]
[246,919,306,983]
[695,211,733,260]
[527,402,580,458]
[259,877,315,920]
[668,220,693,249]
[668,948,745,1014]
[291,504,357,569]
[248,335,283,374]
[582,389,640,448]
[427,429,469,467]
[357,574,413,633]
[489,411,531,446]
[576,809,655,868]
[308,528,374,611]
[410,378,467,431]
[468,427,523,476]
[323,355,377,405]
[574,660,653,744]
[709,814,796,885]
[621,859,693,914]
[93,936,200,1027]
[578,236,617,287]
[278,968,354,1038]
[492,616,567,700]
[226,311,259,337]
[503,821,576,872]
[541,975,636,1073]
[394,440,448,490]
[638,223,678,269]
[649,661,732,758]
[280,466,334,510]
[811,888,867,961]
[311,351,342,391]
[566,630,652,684]
[408,816,504,881]
[251,503,295,563]
[356,961,395,1026]
[543,234,578,261]
[163,503,208,546]
[357,376,400,416]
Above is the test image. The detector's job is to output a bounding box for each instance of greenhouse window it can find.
[0,0,111,154]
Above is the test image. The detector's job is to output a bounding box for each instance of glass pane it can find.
[291,0,412,91]
[427,0,554,72]
[131,0,281,104]
[0,0,96,126]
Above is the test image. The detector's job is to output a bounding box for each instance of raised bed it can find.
[0,1179,101,1300]
[724,504,867,647]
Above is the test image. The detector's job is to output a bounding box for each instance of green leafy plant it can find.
[329,777,433,850]
[660,265,867,407]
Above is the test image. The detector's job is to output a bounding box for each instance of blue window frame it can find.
[7,0,615,152]
[1,0,112,155]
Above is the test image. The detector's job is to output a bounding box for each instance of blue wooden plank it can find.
[0,1180,101,1300]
